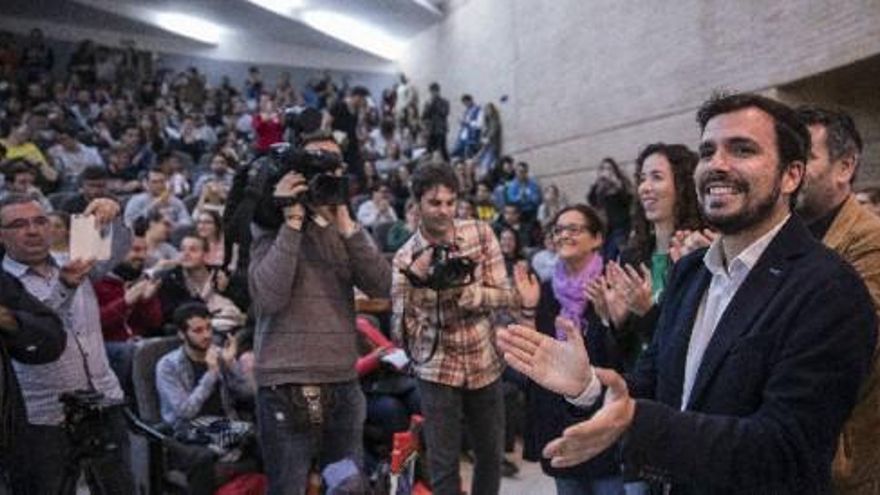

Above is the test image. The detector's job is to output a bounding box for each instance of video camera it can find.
[267,142,349,207]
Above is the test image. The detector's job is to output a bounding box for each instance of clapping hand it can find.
[669,228,717,262]
[607,261,653,316]
[586,275,629,328]
[513,261,540,309]
[497,317,593,398]
[542,368,635,467]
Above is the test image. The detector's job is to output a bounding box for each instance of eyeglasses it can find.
[0,216,50,230]
[551,224,590,237]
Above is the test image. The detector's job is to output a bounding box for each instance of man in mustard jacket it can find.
[797,106,880,495]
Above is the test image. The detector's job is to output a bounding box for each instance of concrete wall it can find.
[401,0,880,198]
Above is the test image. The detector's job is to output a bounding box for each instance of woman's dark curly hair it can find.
[627,143,704,262]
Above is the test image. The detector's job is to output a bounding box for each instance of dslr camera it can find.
[404,244,477,291]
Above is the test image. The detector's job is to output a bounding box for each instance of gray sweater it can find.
[248,221,391,386]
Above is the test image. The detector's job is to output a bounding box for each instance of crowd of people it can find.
[0,28,879,495]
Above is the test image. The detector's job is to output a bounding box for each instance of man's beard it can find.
[114,262,143,281]
[699,173,782,235]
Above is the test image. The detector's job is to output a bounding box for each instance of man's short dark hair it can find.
[461,94,473,104]
[173,302,211,332]
[351,86,370,98]
[500,155,514,166]
[182,234,209,252]
[3,159,36,182]
[516,161,529,172]
[147,164,168,177]
[795,106,862,183]
[429,82,440,92]
[80,165,109,183]
[697,93,811,172]
[410,162,459,201]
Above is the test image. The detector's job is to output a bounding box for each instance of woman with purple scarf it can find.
[514,204,625,494]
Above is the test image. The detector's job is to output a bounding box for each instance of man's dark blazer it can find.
[621,216,877,494]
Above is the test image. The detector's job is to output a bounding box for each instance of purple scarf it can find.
[551,254,604,340]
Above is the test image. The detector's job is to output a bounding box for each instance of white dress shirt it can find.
[569,215,791,408]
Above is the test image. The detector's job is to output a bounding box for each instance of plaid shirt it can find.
[391,219,516,389]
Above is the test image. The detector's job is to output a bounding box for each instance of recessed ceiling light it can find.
[245,0,306,16]
[154,12,224,44]
[300,10,405,60]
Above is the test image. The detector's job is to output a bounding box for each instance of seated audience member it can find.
[193,150,235,200]
[158,234,242,323]
[170,115,206,164]
[124,165,193,229]
[0,122,58,187]
[58,165,110,214]
[157,302,252,424]
[356,315,420,454]
[49,123,105,191]
[120,124,155,175]
[357,183,398,228]
[195,210,225,267]
[503,161,542,221]
[456,198,478,220]
[537,184,567,225]
[475,181,499,222]
[0,159,52,212]
[46,211,69,261]
[494,202,542,249]
[156,302,255,495]
[498,227,525,282]
[94,222,163,393]
[386,198,420,252]
[530,231,558,283]
[137,211,180,269]
[105,145,142,196]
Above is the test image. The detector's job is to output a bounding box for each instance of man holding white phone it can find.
[0,192,134,494]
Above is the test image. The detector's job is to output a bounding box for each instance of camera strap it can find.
[400,221,490,366]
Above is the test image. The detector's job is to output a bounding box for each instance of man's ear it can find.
[783,161,806,195]
[836,153,858,185]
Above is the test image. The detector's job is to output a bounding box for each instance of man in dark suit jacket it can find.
[421,82,450,161]
[498,93,877,494]
[0,269,66,490]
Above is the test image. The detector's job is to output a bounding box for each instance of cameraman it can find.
[391,162,518,495]
[248,135,391,495]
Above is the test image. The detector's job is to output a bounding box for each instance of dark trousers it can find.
[256,381,366,495]
[8,409,134,495]
[418,378,504,495]
[427,133,450,162]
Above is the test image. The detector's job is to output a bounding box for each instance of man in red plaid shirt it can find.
[392,162,518,495]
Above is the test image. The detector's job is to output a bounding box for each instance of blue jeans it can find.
[555,475,625,495]
[418,378,505,495]
[256,381,366,495]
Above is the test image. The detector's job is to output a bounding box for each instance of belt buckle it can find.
[301,385,323,425]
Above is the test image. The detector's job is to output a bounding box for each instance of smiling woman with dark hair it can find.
[513,203,625,494]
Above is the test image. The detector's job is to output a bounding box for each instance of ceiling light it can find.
[300,10,405,60]
[245,0,305,17]
[154,12,224,44]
